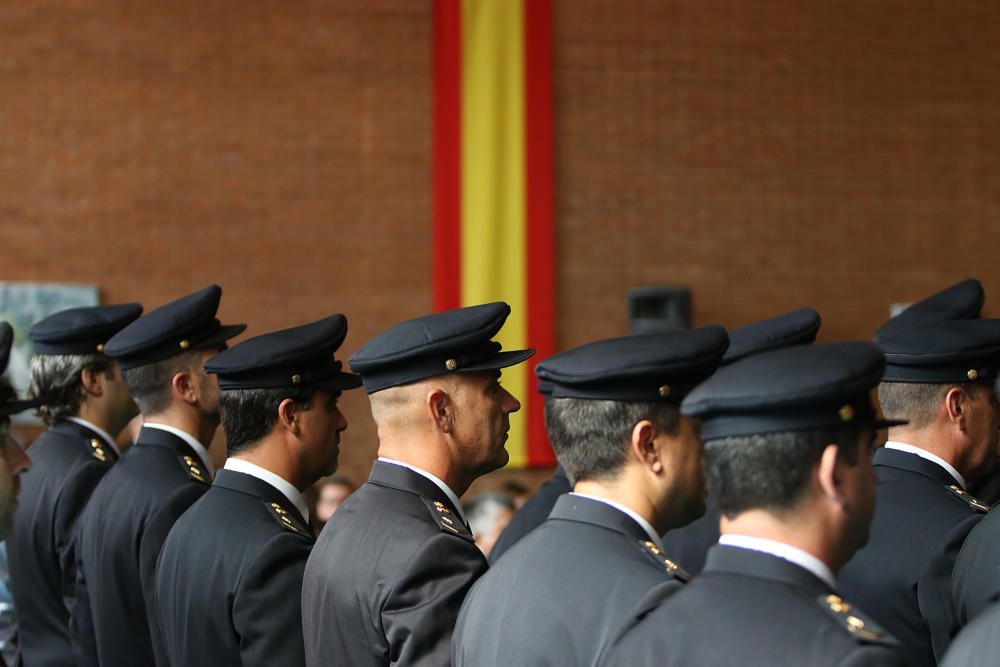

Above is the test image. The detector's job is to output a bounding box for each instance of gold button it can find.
[658,385,671,398]
[847,616,865,629]
[179,339,190,350]
[96,343,105,352]
[445,359,458,371]
[91,439,100,447]
[291,374,302,384]
[839,405,854,422]
[968,369,979,381]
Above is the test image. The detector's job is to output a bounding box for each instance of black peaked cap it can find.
[683,342,904,441]
[29,303,143,355]
[536,326,729,402]
[0,322,42,417]
[349,302,535,394]
[875,279,983,343]
[722,308,821,366]
[104,285,246,370]
[205,314,362,392]
[879,318,1000,384]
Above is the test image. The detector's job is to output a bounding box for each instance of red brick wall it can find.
[3,1,999,487]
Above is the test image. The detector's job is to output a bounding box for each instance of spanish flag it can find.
[433,0,555,467]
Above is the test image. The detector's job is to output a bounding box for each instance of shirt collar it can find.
[65,416,120,457]
[377,457,468,525]
[718,534,837,590]
[884,440,966,489]
[142,422,215,478]
[223,458,309,522]
[570,492,664,550]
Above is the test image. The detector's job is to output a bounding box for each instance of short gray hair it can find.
[544,398,680,484]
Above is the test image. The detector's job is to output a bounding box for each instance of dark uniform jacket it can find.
[301,460,487,667]
[837,448,988,667]
[453,494,688,667]
[8,420,117,667]
[940,600,1000,667]
[74,425,212,667]
[487,464,571,564]
[950,501,1000,627]
[604,545,905,667]
[660,500,720,576]
[154,468,314,666]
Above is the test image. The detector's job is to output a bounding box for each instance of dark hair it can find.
[544,397,680,484]
[878,382,982,429]
[120,351,204,415]
[29,353,113,425]
[0,378,16,406]
[704,426,862,518]
[219,386,316,455]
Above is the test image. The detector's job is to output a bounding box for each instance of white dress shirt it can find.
[65,416,121,457]
[223,458,310,523]
[570,492,664,551]
[377,457,469,525]
[719,534,837,590]
[884,440,966,489]
[142,422,215,478]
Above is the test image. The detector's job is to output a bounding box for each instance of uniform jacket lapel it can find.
[547,494,652,542]
[212,468,312,535]
[704,544,835,596]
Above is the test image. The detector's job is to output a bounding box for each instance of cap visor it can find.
[199,323,248,349]
[315,372,364,392]
[0,399,41,417]
[460,348,536,373]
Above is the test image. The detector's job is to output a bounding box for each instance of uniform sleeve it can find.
[140,483,207,667]
[69,552,100,667]
[231,532,313,666]
[917,513,982,661]
[54,461,110,618]
[383,532,488,666]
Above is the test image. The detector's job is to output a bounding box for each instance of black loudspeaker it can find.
[628,286,692,334]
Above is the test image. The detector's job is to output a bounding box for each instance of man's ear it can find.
[80,367,105,397]
[427,387,453,433]
[277,397,300,435]
[944,387,966,429]
[171,371,197,405]
[817,443,843,502]
[630,419,662,474]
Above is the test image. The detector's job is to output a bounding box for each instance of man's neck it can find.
[143,407,215,447]
[886,427,962,474]
[377,442,471,497]
[721,509,841,572]
[573,478,660,534]
[232,440,306,491]
[75,402,117,439]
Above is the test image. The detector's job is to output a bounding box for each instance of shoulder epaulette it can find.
[265,501,310,536]
[638,540,691,582]
[88,438,111,464]
[178,455,210,485]
[421,498,475,542]
[818,594,898,646]
[946,484,991,513]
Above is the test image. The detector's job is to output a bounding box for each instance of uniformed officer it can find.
[486,379,569,564]
[7,303,141,667]
[74,285,245,666]
[301,302,533,666]
[661,307,821,575]
[453,327,729,667]
[0,322,40,540]
[155,314,362,665]
[604,342,906,666]
[837,318,1000,665]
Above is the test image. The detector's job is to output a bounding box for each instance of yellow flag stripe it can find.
[460,0,529,467]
